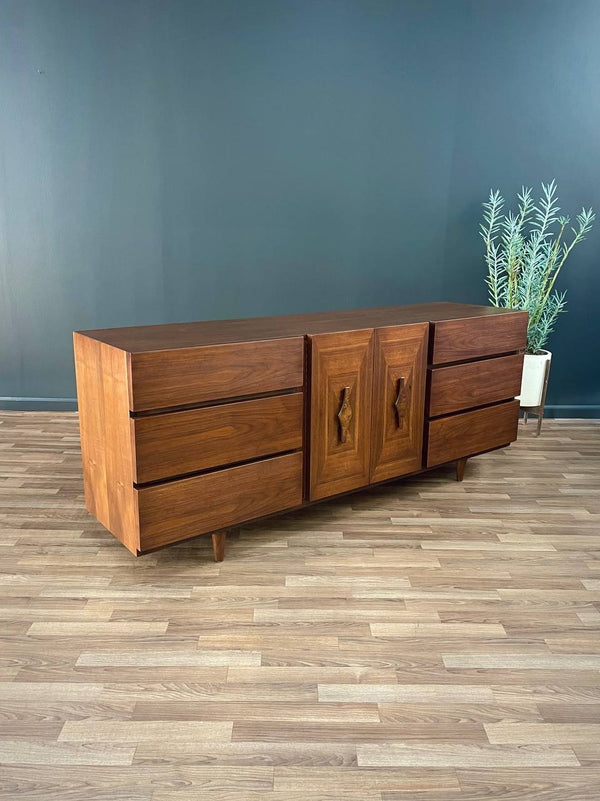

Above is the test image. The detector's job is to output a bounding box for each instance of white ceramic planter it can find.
[517,350,551,407]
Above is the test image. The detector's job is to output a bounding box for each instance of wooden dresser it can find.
[73,302,527,560]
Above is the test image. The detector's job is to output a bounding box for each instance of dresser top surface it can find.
[76,302,526,353]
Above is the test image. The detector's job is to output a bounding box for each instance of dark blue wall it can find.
[443,1,600,416]
[1,0,598,413]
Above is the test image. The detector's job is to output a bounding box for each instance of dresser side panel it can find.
[73,333,139,554]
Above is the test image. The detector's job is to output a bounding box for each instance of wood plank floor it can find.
[0,411,599,800]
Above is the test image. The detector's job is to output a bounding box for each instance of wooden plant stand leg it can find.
[455,457,468,482]
[534,359,551,437]
[211,531,227,562]
[520,359,551,438]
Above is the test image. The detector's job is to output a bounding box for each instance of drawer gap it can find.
[428,396,518,421]
[428,348,523,370]
[134,447,303,489]
[131,387,303,418]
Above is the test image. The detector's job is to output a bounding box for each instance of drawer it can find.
[137,452,303,551]
[427,399,519,467]
[428,353,524,417]
[431,312,527,365]
[128,337,304,412]
[132,393,303,484]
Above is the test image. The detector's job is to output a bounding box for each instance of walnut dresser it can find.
[73,302,527,561]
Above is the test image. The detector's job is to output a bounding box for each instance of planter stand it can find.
[520,358,551,437]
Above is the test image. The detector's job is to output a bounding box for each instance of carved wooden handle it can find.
[393,377,405,427]
[337,386,353,443]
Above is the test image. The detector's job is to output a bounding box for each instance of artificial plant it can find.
[480,180,594,353]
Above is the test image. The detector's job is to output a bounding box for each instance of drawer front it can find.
[427,400,519,467]
[137,452,303,551]
[128,337,304,412]
[429,353,524,417]
[133,393,303,484]
[431,312,527,365]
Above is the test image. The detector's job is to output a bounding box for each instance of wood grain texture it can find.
[137,452,303,551]
[370,323,428,483]
[429,353,524,417]
[73,333,139,554]
[431,311,528,365]
[308,329,374,501]
[2,410,598,800]
[132,393,303,484]
[427,400,520,467]
[79,302,525,352]
[128,337,304,412]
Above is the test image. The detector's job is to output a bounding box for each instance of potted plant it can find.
[480,180,594,407]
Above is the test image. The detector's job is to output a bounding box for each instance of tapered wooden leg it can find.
[455,457,468,482]
[523,411,528,424]
[211,531,226,562]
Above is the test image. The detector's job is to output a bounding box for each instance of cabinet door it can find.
[370,323,428,483]
[309,329,374,501]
